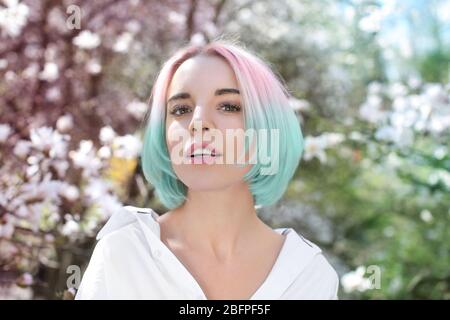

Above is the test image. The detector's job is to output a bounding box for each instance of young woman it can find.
[75,40,339,300]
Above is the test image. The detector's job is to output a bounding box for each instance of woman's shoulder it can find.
[92,205,161,253]
[280,229,339,299]
[96,205,158,238]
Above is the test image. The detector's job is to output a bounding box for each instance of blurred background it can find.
[0,0,449,300]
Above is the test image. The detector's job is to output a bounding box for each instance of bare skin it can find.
[157,185,286,300]
[160,54,286,300]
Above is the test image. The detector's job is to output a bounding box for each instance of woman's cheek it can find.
[166,121,190,163]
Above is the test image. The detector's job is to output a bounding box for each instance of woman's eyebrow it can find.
[167,88,240,104]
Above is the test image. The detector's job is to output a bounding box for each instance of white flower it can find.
[85,59,102,74]
[30,126,70,158]
[0,123,12,143]
[22,63,39,79]
[375,125,414,148]
[349,131,364,141]
[60,184,80,202]
[19,273,33,286]
[423,83,445,103]
[0,0,30,38]
[113,32,133,53]
[420,209,433,223]
[97,193,123,221]
[388,82,408,98]
[303,135,328,163]
[167,10,186,25]
[39,62,59,82]
[19,173,64,203]
[13,140,31,158]
[97,146,111,159]
[408,76,422,90]
[5,70,16,82]
[289,97,310,113]
[61,219,80,237]
[367,81,382,95]
[99,126,116,145]
[341,266,372,293]
[0,284,32,299]
[359,95,387,124]
[69,140,103,176]
[52,159,69,178]
[302,132,345,163]
[112,134,142,159]
[56,114,74,132]
[0,58,8,69]
[428,170,450,189]
[190,32,206,46]
[322,132,345,147]
[433,146,447,160]
[125,20,141,34]
[84,178,112,201]
[0,221,14,239]
[72,30,101,50]
[46,87,61,102]
[126,100,148,119]
[358,13,381,33]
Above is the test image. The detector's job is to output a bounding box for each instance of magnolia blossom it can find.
[113,32,134,53]
[375,125,414,148]
[359,94,387,124]
[0,59,8,69]
[99,126,116,145]
[0,123,12,143]
[69,140,103,177]
[39,62,59,82]
[56,114,74,133]
[358,2,396,33]
[18,273,33,286]
[341,266,372,293]
[0,220,15,239]
[72,30,101,50]
[60,184,80,202]
[360,81,450,148]
[126,100,148,119]
[30,126,70,158]
[96,193,123,221]
[420,209,433,223]
[0,0,30,38]
[0,284,32,300]
[167,10,186,25]
[97,146,112,159]
[112,134,142,159]
[84,178,112,201]
[85,59,102,75]
[289,97,311,113]
[303,135,328,163]
[60,219,80,238]
[190,32,206,46]
[303,132,345,163]
[22,63,39,79]
[18,173,65,205]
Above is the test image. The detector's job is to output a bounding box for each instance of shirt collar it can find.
[96,205,322,299]
[250,227,322,299]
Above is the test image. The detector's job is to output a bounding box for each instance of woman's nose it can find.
[188,106,214,134]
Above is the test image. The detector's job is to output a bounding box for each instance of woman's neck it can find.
[159,182,267,262]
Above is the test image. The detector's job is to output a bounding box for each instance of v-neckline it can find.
[144,209,291,300]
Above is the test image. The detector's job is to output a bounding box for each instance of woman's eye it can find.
[218,103,241,112]
[169,105,191,116]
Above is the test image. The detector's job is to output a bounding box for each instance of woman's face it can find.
[165,54,253,192]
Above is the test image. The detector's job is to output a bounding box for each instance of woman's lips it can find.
[185,141,222,164]
[187,152,223,164]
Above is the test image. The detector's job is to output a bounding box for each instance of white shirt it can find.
[75,205,339,300]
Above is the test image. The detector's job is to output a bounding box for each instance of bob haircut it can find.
[141,39,304,210]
